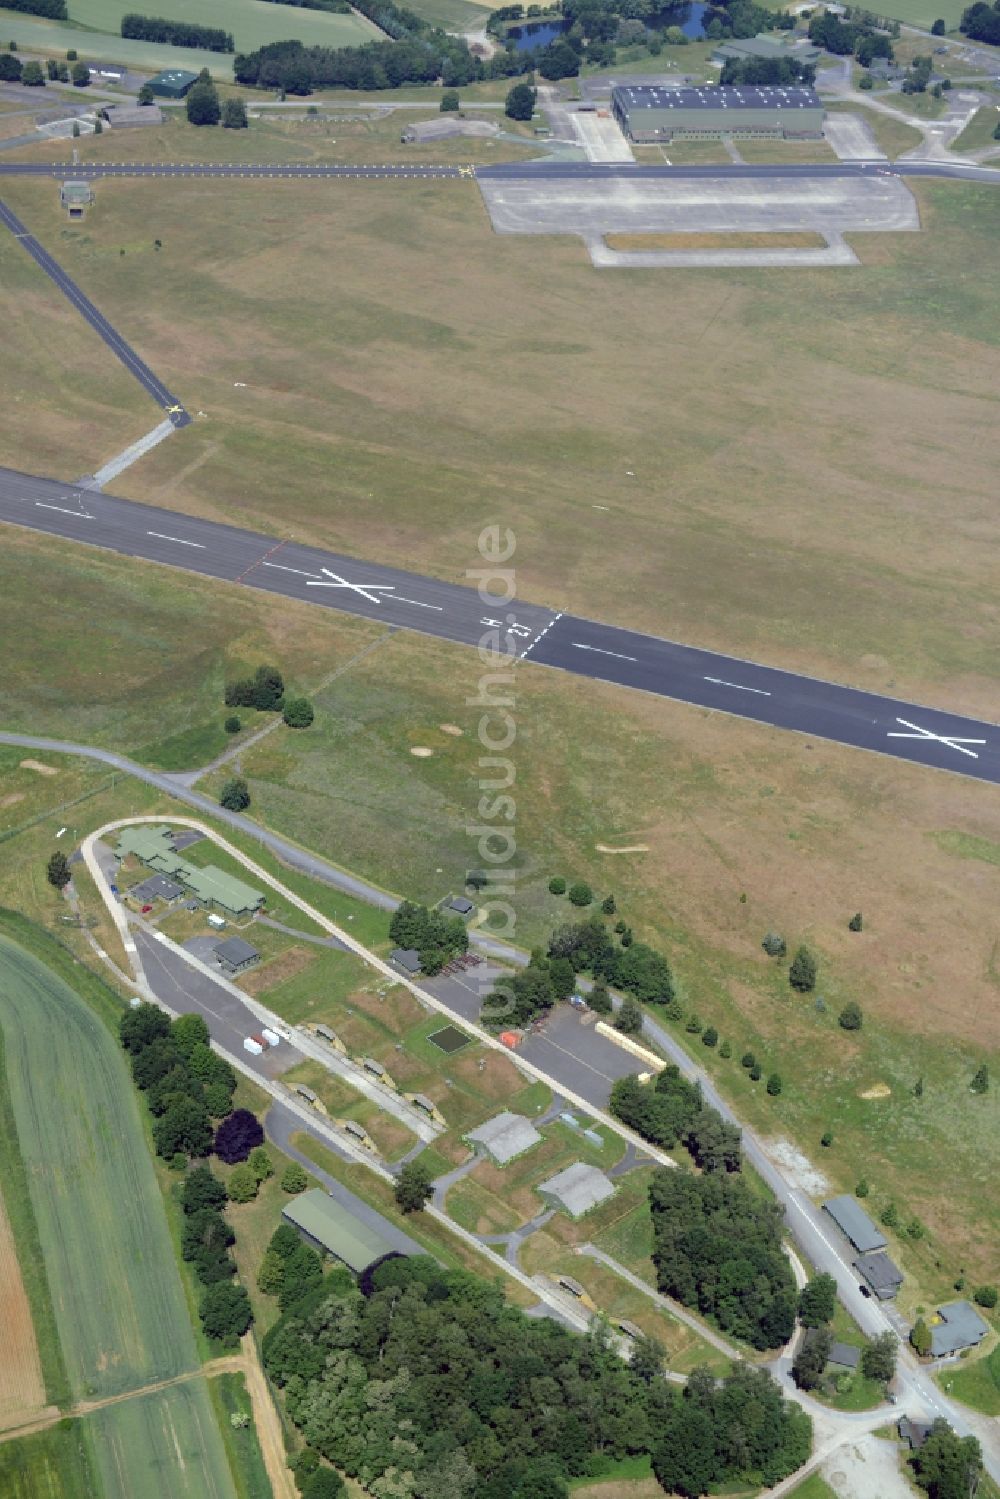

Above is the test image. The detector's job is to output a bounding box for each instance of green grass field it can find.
[88,1381,236,1499]
[936,1344,1000,1416]
[0,0,379,76]
[952,105,1000,154]
[0,934,204,1399]
[849,0,966,25]
[0,1421,102,1499]
[209,1373,272,1499]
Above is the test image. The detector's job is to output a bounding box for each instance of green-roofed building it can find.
[282,1188,418,1276]
[115,825,264,917]
[148,68,199,98]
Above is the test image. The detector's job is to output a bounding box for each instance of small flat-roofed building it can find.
[214,936,260,975]
[296,1084,318,1104]
[557,1274,586,1298]
[618,1319,644,1339]
[148,67,198,98]
[898,1417,933,1450]
[60,181,93,219]
[132,873,184,905]
[827,1340,862,1371]
[612,83,824,143]
[102,103,164,128]
[466,1111,543,1166]
[822,1195,887,1255]
[282,1188,418,1275]
[855,1251,903,1300]
[539,1161,615,1219]
[930,1301,989,1358]
[363,1057,385,1079]
[391,947,421,975]
[445,896,474,916]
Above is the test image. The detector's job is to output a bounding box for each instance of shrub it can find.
[614,997,643,1035]
[200,1282,252,1347]
[548,876,566,895]
[601,893,616,915]
[702,1026,718,1048]
[789,946,817,992]
[718,1040,732,1058]
[766,1073,782,1096]
[855,1180,869,1197]
[970,1064,989,1094]
[587,978,612,1016]
[973,1284,998,1308]
[439,87,459,109]
[67,47,77,58]
[749,1063,763,1081]
[911,1316,932,1356]
[838,1002,863,1031]
[219,777,250,812]
[224,715,241,734]
[741,1051,756,1069]
[880,1200,900,1229]
[248,1145,273,1181]
[567,881,593,907]
[281,1162,308,1193]
[684,1014,702,1034]
[820,1130,833,1147]
[282,696,314,728]
[46,851,72,888]
[848,911,863,931]
[227,1163,259,1203]
[221,96,247,129]
[761,932,786,957]
[186,77,221,125]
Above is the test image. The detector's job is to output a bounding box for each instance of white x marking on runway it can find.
[886,717,986,759]
[305,567,395,605]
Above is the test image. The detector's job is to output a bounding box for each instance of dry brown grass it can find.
[2,175,997,711]
[239,945,316,997]
[0,1190,48,1432]
[605,231,826,251]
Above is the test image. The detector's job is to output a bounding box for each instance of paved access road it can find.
[0,198,190,428]
[0,159,998,184]
[2,466,999,785]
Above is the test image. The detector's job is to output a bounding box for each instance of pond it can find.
[506,1,709,52]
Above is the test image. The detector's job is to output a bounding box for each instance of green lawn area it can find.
[0,1420,102,1499]
[209,1372,274,1499]
[397,0,494,28]
[0,0,379,76]
[786,1474,837,1499]
[853,0,967,24]
[936,1343,1000,1416]
[952,104,1000,154]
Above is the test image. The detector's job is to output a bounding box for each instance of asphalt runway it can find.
[0,196,190,428]
[1,465,998,785]
[0,160,998,184]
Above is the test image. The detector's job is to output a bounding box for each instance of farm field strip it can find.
[88,1380,236,1499]
[0,1187,48,1432]
[0,935,201,1399]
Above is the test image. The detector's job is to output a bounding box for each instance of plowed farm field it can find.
[0,1188,48,1432]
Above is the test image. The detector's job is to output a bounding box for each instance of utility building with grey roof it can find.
[466,1111,542,1166]
[539,1161,615,1218]
[612,84,824,142]
[822,1195,887,1255]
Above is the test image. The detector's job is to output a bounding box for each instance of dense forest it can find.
[609,1068,742,1173]
[262,1255,811,1498]
[649,1169,797,1350]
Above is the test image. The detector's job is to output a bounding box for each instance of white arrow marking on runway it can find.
[886,717,986,759]
[35,502,92,519]
[572,643,638,662]
[704,676,772,697]
[147,531,205,548]
[305,567,395,605]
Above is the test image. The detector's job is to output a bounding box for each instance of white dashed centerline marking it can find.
[147,531,205,548]
[262,561,321,579]
[704,676,771,696]
[392,596,444,611]
[572,642,637,663]
[35,502,92,518]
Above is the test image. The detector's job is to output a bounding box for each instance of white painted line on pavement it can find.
[261,561,321,579]
[572,642,637,662]
[35,502,92,518]
[704,676,772,696]
[391,595,444,611]
[306,567,395,605]
[520,610,564,660]
[147,531,205,548]
[887,716,985,759]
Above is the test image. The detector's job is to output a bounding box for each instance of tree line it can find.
[3,0,66,18]
[960,0,1000,43]
[262,1252,811,1498]
[121,12,234,50]
[263,0,352,11]
[388,900,468,974]
[609,1068,742,1172]
[649,1169,797,1350]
